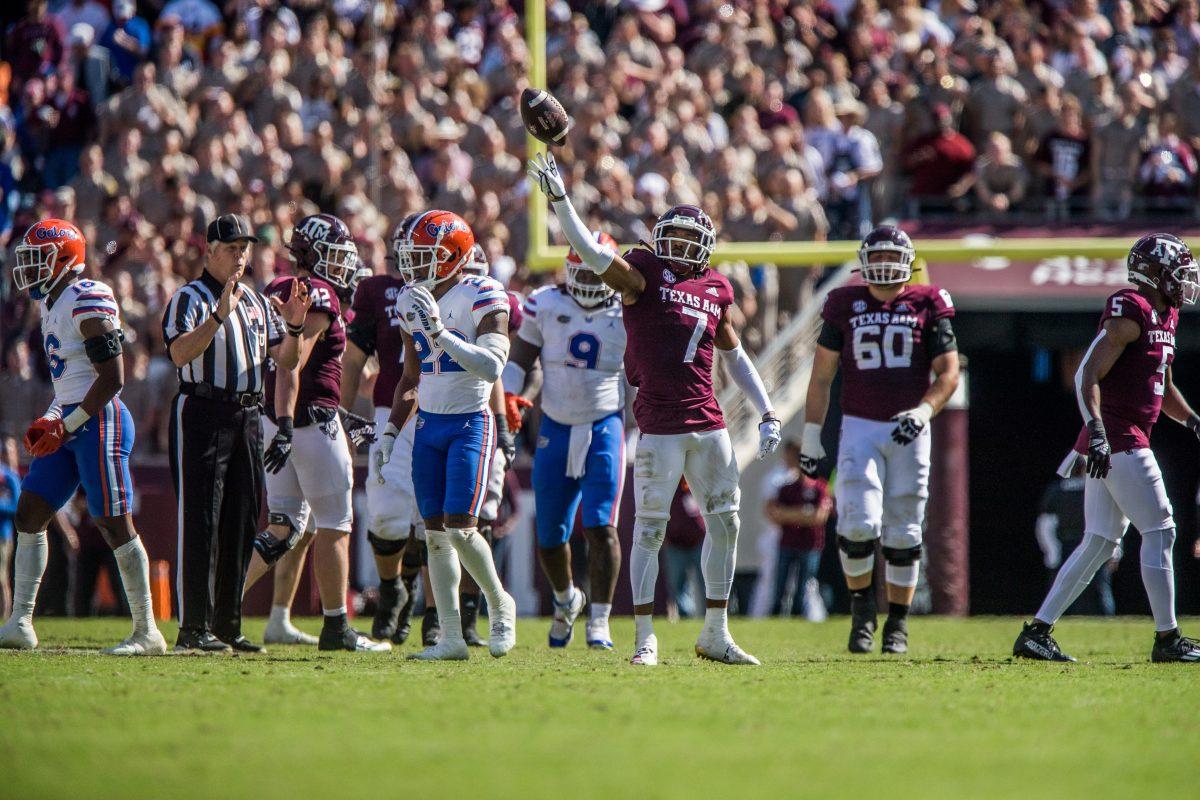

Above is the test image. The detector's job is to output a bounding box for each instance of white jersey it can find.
[398,275,509,415]
[40,278,122,406]
[518,286,626,425]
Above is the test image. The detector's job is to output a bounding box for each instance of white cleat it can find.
[0,619,38,650]
[489,592,517,658]
[548,588,586,648]
[263,619,319,645]
[105,628,168,656]
[695,633,761,665]
[586,619,614,650]
[408,636,469,661]
[630,633,658,666]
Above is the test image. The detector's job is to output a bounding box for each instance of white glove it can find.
[404,286,444,339]
[891,402,934,446]
[526,152,567,201]
[800,422,824,477]
[375,422,400,482]
[757,416,782,461]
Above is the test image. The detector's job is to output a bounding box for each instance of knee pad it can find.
[1141,527,1176,570]
[838,535,876,560]
[632,516,667,553]
[254,512,301,566]
[368,530,407,557]
[882,544,922,566]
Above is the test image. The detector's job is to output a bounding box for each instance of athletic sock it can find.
[634,614,654,645]
[426,530,464,642]
[590,602,612,625]
[702,605,729,639]
[887,602,910,621]
[269,604,293,628]
[553,585,575,607]
[112,537,154,634]
[322,608,348,631]
[1140,529,1179,633]
[9,531,48,625]
[445,527,506,608]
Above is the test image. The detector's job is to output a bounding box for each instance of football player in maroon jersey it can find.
[1015,234,1200,664]
[801,226,960,655]
[528,152,781,666]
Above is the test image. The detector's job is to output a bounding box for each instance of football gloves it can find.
[376,422,400,481]
[403,286,444,338]
[504,392,533,432]
[891,402,934,446]
[339,408,376,448]
[800,422,824,478]
[24,416,66,457]
[264,416,294,474]
[1085,418,1111,479]
[526,152,567,202]
[498,427,517,470]
[758,415,782,461]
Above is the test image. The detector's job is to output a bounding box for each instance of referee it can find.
[163,214,307,653]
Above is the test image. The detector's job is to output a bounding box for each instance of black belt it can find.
[180,382,263,408]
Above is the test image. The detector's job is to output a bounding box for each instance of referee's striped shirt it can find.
[162,270,282,393]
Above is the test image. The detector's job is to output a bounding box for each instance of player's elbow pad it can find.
[720,345,772,417]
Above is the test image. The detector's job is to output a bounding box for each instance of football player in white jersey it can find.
[0,219,168,654]
[378,210,517,660]
[502,232,627,650]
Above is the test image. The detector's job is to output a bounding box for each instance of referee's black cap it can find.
[206,214,259,244]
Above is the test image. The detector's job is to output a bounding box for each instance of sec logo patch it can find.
[852,299,867,313]
[662,269,677,284]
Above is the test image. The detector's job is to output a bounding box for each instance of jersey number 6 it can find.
[852,324,913,370]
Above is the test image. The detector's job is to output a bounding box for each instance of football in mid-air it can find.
[520,87,571,146]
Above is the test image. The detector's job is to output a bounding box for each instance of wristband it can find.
[64,406,90,434]
[210,309,226,327]
[285,321,304,337]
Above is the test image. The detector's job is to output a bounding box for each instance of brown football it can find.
[520,87,571,146]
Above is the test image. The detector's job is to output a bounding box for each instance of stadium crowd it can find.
[3,0,1200,450]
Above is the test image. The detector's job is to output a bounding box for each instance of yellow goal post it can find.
[522,0,1166,271]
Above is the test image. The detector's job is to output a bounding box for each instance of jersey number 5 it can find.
[852,324,913,370]
[1153,345,1173,396]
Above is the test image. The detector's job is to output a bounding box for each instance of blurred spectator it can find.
[965,49,1028,147]
[99,0,152,87]
[0,435,19,618]
[974,132,1029,216]
[1091,86,1148,219]
[50,0,111,36]
[1139,110,1198,207]
[7,0,64,86]
[1037,95,1093,219]
[903,103,977,212]
[663,479,705,620]
[765,442,832,618]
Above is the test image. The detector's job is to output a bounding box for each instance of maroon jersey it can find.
[775,476,831,551]
[622,248,734,435]
[821,283,955,421]
[347,274,407,407]
[1073,288,1178,454]
[506,290,523,335]
[265,275,345,416]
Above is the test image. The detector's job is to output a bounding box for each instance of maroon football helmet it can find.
[857,226,916,285]
[289,213,357,289]
[1128,233,1199,307]
[653,204,716,275]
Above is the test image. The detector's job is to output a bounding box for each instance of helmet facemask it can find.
[394,232,462,288]
[566,262,614,307]
[858,246,914,285]
[312,239,359,289]
[1164,261,1200,307]
[653,219,714,274]
[13,241,58,293]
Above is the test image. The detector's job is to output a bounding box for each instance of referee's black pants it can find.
[169,392,263,640]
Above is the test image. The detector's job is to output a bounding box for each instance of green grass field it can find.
[0,616,1191,800]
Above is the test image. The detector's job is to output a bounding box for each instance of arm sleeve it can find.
[437,331,510,383]
[549,197,616,273]
[816,319,844,351]
[718,345,773,416]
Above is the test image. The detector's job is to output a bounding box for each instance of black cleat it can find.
[219,635,266,654]
[421,607,440,647]
[1151,630,1200,663]
[848,592,877,653]
[461,593,485,647]
[372,578,408,642]
[318,625,391,652]
[1013,621,1076,662]
[174,629,233,654]
[393,576,417,645]
[881,616,908,654]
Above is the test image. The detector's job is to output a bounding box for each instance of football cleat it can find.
[106,629,168,656]
[421,607,441,647]
[408,636,469,661]
[848,591,877,654]
[263,618,318,645]
[1013,621,1076,662]
[881,616,909,655]
[461,594,486,648]
[318,626,391,653]
[0,619,38,650]
[174,630,233,654]
[393,576,417,644]
[488,592,517,658]
[586,619,614,650]
[548,588,586,648]
[371,579,409,642]
[1151,631,1200,663]
[630,634,659,666]
[695,633,761,666]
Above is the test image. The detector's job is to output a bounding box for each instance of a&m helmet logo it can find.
[852,299,867,313]
[296,215,332,240]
